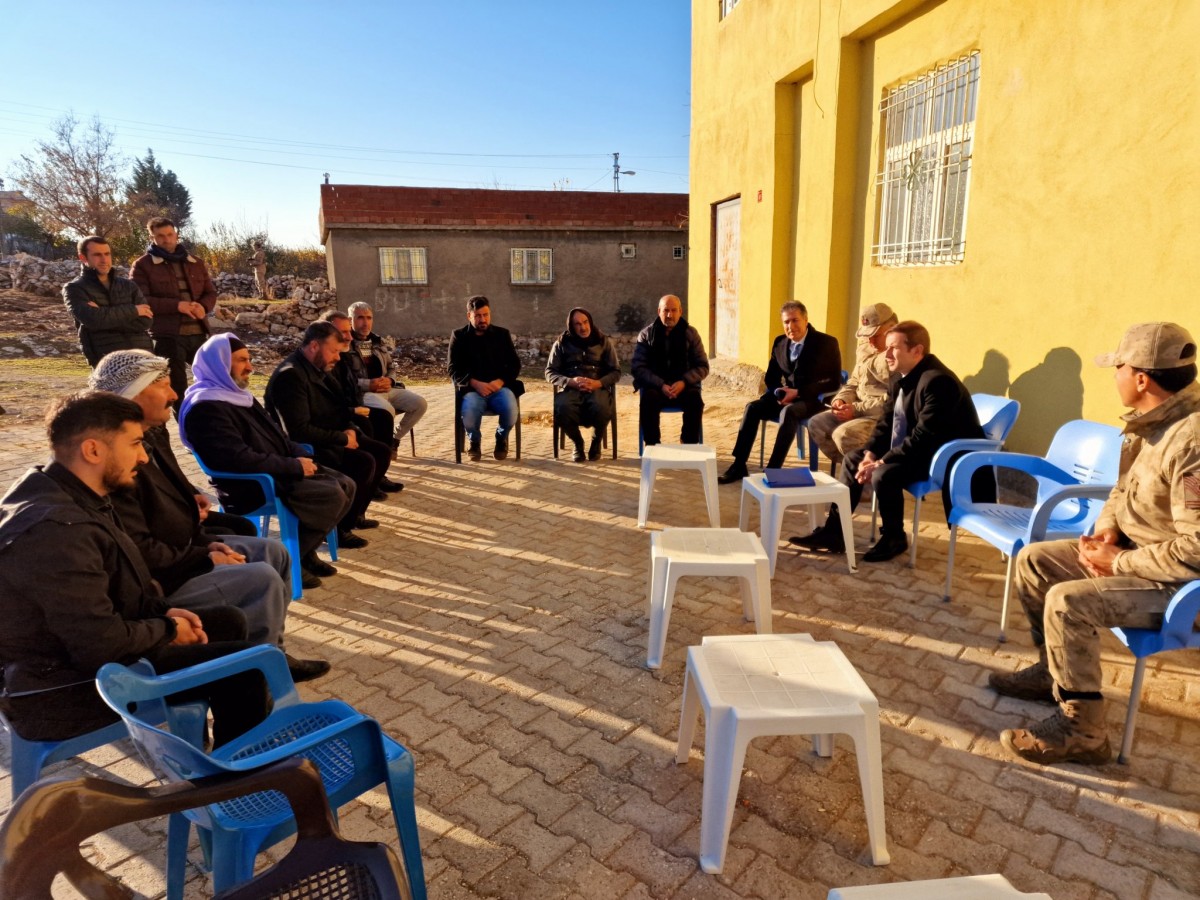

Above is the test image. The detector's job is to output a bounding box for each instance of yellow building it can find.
[689,0,1199,452]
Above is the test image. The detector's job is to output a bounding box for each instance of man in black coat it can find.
[265,321,395,542]
[62,235,154,366]
[718,301,843,482]
[631,294,710,446]
[0,392,269,746]
[792,320,992,562]
[447,295,523,461]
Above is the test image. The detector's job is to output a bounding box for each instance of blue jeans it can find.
[461,388,518,441]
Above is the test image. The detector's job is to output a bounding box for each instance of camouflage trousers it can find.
[1014,540,1178,692]
[805,411,878,467]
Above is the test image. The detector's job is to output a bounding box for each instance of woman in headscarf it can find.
[545,308,621,461]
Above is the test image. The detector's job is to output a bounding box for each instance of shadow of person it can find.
[1008,347,1084,455]
[963,349,1011,397]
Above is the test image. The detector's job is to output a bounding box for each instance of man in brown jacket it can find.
[131,217,217,410]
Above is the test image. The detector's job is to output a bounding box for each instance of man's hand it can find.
[299,457,319,476]
[777,387,799,405]
[661,380,686,400]
[855,451,883,484]
[1078,531,1122,577]
[833,403,857,422]
[354,406,370,418]
[167,608,207,645]
[470,378,496,397]
[344,429,359,450]
[194,493,212,522]
[370,377,392,392]
[572,376,601,392]
[136,304,153,318]
[177,300,205,318]
[208,542,246,566]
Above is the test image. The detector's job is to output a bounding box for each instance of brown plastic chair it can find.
[0,757,412,900]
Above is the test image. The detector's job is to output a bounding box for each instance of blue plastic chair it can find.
[1111,580,1200,763]
[0,660,205,805]
[96,645,425,900]
[941,419,1122,640]
[191,450,338,600]
[757,369,849,472]
[869,393,1021,568]
[638,403,704,455]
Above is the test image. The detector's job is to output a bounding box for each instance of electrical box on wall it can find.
[620,243,637,259]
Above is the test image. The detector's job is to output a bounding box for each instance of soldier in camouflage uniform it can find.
[991,322,1200,765]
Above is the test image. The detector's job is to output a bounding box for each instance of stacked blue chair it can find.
[96,645,425,900]
[941,419,1122,640]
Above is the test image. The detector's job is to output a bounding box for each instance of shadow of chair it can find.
[0,757,413,899]
[454,383,523,463]
[552,384,618,459]
[95,645,425,900]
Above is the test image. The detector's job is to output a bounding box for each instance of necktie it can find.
[789,342,801,362]
[890,388,908,449]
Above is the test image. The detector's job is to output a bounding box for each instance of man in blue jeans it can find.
[448,295,523,460]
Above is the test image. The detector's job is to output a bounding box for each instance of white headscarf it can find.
[178,333,254,450]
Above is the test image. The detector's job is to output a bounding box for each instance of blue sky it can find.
[0,1,692,248]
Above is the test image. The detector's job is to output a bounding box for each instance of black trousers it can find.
[278,469,356,556]
[153,333,207,415]
[730,394,822,469]
[639,387,704,445]
[322,436,391,530]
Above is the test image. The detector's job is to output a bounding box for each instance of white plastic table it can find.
[828,874,1052,899]
[638,444,720,529]
[739,471,857,575]
[677,633,888,873]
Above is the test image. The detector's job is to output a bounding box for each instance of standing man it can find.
[791,321,988,561]
[448,295,523,461]
[249,239,270,299]
[180,333,355,584]
[63,235,154,366]
[806,303,898,470]
[131,217,217,411]
[993,323,1199,765]
[347,301,428,459]
[631,294,709,446]
[265,321,393,542]
[717,301,842,482]
[0,392,269,747]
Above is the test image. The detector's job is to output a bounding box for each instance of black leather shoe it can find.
[379,478,404,493]
[717,464,749,485]
[337,531,369,549]
[787,524,846,554]
[468,439,482,461]
[862,532,909,562]
[588,436,603,461]
[301,552,337,577]
[355,517,379,530]
[494,435,509,460]
[300,570,323,590]
[571,442,585,463]
[285,654,331,683]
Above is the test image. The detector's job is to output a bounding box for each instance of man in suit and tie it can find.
[718,301,843,483]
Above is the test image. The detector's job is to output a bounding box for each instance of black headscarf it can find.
[562,307,604,348]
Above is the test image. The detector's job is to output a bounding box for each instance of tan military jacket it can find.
[1101,380,1200,583]
[833,342,892,419]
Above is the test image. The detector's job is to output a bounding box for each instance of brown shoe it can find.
[988,648,1055,703]
[1000,698,1112,766]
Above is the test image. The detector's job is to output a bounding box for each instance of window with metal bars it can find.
[378,247,428,284]
[510,248,553,284]
[873,52,979,266]
[719,0,740,20]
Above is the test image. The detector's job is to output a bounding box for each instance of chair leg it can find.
[758,421,767,470]
[942,525,958,602]
[165,813,192,900]
[998,553,1016,642]
[869,493,878,543]
[409,428,416,457]
[699,713,749,874]
[909,496,923,569]
[675,665,702,764]
[1118,658,1148,764]
[848,713,891,866]
[384,749,428,900]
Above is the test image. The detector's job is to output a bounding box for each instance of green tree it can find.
[127,149,193,230]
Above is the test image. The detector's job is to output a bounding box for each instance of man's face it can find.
[781,309,808,342]
[570,311,591,340]
[99,422,148,493]
[658,296,682,329]
[229,348,254,389]
[307,335,343,372]
[135,377,177,427]
[352,308,373,336]
[884,331,923,376]
[151,225,179,253]
[1114,364,1143,408]
[332,318,352,347]
[468,304,491,333]
[81,242,113,277]
[868,328,890,353]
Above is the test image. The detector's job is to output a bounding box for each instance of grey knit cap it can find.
[89,349,170,399]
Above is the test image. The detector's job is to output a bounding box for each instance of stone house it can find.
[318,185,689,338]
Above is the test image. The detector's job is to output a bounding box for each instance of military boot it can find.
[1000,697,1112,766]
[987,646,1054,702]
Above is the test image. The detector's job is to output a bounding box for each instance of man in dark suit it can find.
[792,320,991,561]
[718,301,843,483]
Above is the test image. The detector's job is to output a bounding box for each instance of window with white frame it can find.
[873,52,979,266]
[378,247,427,284]
[720,0,740,20]
[510,248,553,284]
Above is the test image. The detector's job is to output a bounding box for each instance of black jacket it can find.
[631,318,709,392]
[762,327,843,407]
[264,350,357,467]
[62,266,154,366]
[447,324,522,392]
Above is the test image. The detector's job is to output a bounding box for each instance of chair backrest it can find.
[971,394,1021,443]
[1036,419,1123,523]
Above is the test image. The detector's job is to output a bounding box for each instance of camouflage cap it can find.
[1095,322,1197,369]
[856,302,898,338]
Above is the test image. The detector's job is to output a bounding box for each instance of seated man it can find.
[545,307,621,462]
[265,321,393,544]
[805,303,897,471]
[993,322,1199,766]
[0,392,269,747]
[717,301,842,482]
[631,294,709,446]
[791,321,990,562]
[348,301,428,459]
[448,295,523,460]
[90,350,329,682]
[180,333,355,583]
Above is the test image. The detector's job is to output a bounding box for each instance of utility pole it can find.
[612,153,636,192]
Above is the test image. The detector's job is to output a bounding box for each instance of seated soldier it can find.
[545,307,621,461]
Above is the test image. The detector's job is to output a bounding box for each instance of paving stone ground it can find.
[1,380,1197,899]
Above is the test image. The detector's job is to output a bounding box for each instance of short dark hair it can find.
[77,235,108,256]
[781,301,807,317]
[466,295,490,312]
[46,391,143,455]
[146,216,175,232]
[318,310,350,326]
[1134,362,1198,393]
[887,320,931,355]
[302,320,341,347]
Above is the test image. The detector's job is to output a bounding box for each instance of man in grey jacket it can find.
[63,236,154,366]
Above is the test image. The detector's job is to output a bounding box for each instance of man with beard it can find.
[0,392,269,747]
[347,301,428,459]
[131,217,218,411]
[631,294,709,446]
[63,235,154,366]
[448,295,523,461]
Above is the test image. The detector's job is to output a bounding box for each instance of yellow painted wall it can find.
[690,0,1200,452]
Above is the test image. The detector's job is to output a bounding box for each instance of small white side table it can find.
[638,444,720,529]
[828,874,1052,899]
[739,471,857,575]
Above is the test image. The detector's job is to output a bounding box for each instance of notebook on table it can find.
[763,467,815,488]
